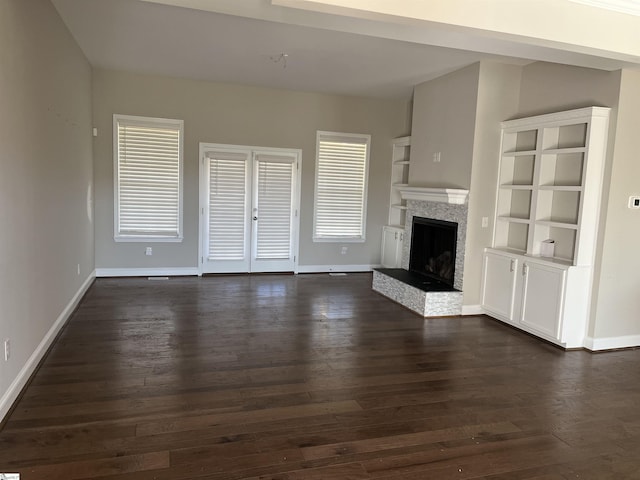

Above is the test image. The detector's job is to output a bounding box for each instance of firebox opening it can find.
[409,217,458,288]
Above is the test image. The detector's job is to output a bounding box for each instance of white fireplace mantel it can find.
[398,186,469,205]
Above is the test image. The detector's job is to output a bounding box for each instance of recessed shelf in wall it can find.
[543,123,588,149]
[502,149,537,157]
[494,246,527,256]
[538,185,582,191]
[536,220,579,229]
[542,147,586,155]
[524,254,573,267]
[500,184,534,190]
[497,216,530,224]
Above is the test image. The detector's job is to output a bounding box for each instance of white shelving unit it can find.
[381,136,410,268]
[482,107,610,348]
[388,136,411,228]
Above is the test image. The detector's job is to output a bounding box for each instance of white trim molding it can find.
[0,271,96,423]
[462,304,484,316]
[569,0,640,16]
[297,264,379,273]
[399,186,469,205]
[96,267,199,277]
[584,334,640,351]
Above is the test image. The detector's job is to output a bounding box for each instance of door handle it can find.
[510,259,516,272]
[395,232,398,240]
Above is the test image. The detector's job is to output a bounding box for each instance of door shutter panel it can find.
[206,151,249,260]
[254,154,294,260]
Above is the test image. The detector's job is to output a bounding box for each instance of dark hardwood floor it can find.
[1,273,640,479]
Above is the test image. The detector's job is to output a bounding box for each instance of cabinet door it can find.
[520,262,566,339]
[482,252,518,321]
[381,227,403,268]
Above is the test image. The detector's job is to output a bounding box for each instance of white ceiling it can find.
[51,0,639,99]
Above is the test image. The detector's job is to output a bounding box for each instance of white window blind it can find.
[206,151,249,260]
[313,131,370,241]
[255,154,295,260]
[114,115,183,241]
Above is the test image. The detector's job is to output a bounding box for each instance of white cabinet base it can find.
[481,248,589,349]
[381,226,404,268]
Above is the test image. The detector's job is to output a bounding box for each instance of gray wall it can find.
[92,70,410,270]
[592,68,640,339]
[464,62,522,306]
[0,0,94,416]
[409,63,480,189]
[516,62,621,118]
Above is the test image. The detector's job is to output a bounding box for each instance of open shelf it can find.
[387,136,411,230]
[497,189,532,220]
[499,154,535,186]
[495,107,609,266]
[494,220,529,253]
[542,123,587,149]
[539,152,584,187]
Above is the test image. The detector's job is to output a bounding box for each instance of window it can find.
[114,114,183,241]
[313,131,370,242]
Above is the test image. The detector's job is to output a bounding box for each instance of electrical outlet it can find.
[4,339,10,362]
[432,152,441,163]
[341,246,348,255]
[145,247,153,256]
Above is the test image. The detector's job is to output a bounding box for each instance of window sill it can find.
[114,236,184,243]
[312,237,366,243]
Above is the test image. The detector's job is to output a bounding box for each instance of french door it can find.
[199,143,301,274]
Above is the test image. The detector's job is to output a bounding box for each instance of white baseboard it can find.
[584,334,640,351]
[95,267,199,277]
[462,304,483,316]
[0,270,96,423]
[297,264,380,274]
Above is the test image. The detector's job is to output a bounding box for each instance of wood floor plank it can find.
[1,273,640,479]
[20,451,169,480]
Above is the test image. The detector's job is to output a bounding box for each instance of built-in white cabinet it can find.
[381,226,404,268]
[381,137,410,267]
[520,261,566,339]
[482,107,610,348]
[481,250,518,320]
[388,136,411,228]
[482,249,592,347]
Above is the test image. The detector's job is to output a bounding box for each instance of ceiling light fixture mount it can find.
[270,53,289,69]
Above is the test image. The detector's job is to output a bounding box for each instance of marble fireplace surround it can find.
[373,187,469,317]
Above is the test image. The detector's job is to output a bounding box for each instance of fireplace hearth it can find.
[373,193,468,317]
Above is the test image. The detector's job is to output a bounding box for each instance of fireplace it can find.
[409,217,458,288]
[372,191,468,317]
